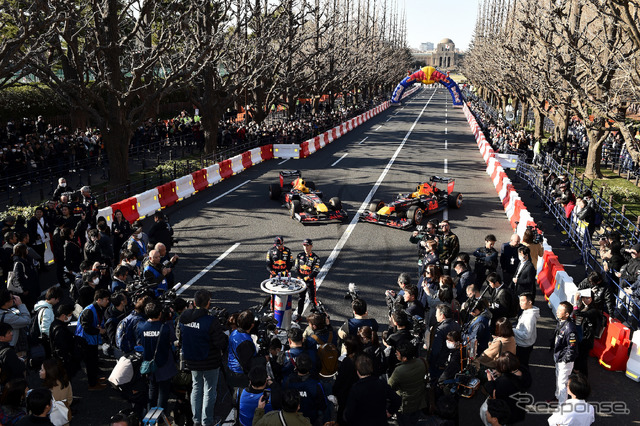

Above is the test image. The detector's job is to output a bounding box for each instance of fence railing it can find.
[517,157,640,329]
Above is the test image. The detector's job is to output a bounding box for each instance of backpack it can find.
[311,331,339,377]
[108,352,143,387]
[28,307,45,344]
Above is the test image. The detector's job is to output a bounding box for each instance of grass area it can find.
[574,166,640,219]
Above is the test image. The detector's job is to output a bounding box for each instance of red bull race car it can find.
[268,170,348,224]
[359,176,463,229]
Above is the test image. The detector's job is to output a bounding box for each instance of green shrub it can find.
[603,185,640,204]
[0,205,38,221]
[0,85,69,120]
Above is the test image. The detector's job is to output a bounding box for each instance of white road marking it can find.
[445,119,448,124]
[303,87,438,314]
[443,208,449,221]
[400,108,405,111]
[278,158,290,165]
[386,117,392,122]
[445,128,448,134]
[331,153,349,167]
[358,137,369,145]
[375,125,382,131]
[206,180,251,204]
[446,113,448,118]
[445,140,448,150]
[444,158,448,174]
[177,243,241,295]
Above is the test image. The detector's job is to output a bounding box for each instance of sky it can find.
[402,0,480,51]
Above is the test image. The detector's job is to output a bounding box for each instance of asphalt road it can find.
[60,87,640,425]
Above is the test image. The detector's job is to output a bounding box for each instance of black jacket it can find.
[500,243,521,276]
[514,260,536,296]
[148,220,173,250]
[577,279,615,316]
[553,319,579,363]
[344,375,401,426]
[0,341,26,382]
[64,240,82,272]
[489,285,516,322]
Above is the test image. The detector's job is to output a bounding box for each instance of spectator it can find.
[124,226,146,267]
[452,260,475,303]
[52,178,71,202]
[253,388,311,426]
[482,352,531,426]
[0,378,28,425]
[116,296,150,354]
[487,273,516,331]
[513,246,536,297]
[402,285,425,319]
[344,354,401,426]
[337,298,379,344]
[473,317,516,370]
[0,322,26,383]
[178,289,228,426]
[111,265,128,293]
[26,207,50,262]
[148,212,174,252]
[463,298,492,357]
[62,228,81,274]
[278,327,318,379]
[572,289,602,377]
[521,228,543,269]
[357,325,386,378]
[75,288,110,391]
[436,330,463,388]
[15,387,53,426]
[388,341,428,425]
[577,271,615,316]
[575,198,596,241]
[333,335,362,425]
[104,292,128,357]
[111,210,132,260]
[39,358,72,426]
[10,243,39,309]
[76,270,100,309]
[553,302,579,404]
[512,293,539,368]
[428,304,461,384]
[484,399,511,426]
[48,304,79,379]
[600,231,625,273]
[0,291,31,348]
[136,301,176,410]
[33,286,62,357]
[282,352,327,425]
[438,220,460,274]
[238,366,279,426]
[547,373,595,426]
[473,234,498,284]
[500,234,521,287]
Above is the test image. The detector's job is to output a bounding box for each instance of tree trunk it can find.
[533,108,544,139]
[553,107,570,142]
[584,126,605,179]
[519,98,529,129]
[104,124,131,186]
[201,111,220,156]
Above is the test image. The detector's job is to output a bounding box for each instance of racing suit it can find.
[439,231,460,273]
[266,245,293,309]
[294,251,321,316]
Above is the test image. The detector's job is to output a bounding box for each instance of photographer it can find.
[473,234,498,285]
[409,220,440,273]
[227,309,259,388]
[104,292,128,358]
[337,298,379,344]
[116,295,152,355]
[111,265,128,293]
[238,366,281,426]
[402,285,425,319]
[155,243,179,288]
[178,289,228,426]
[143,250,172,297]
[384,272,412,315]
[279,328,318,379]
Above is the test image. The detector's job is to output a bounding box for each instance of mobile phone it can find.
[262,390,270,402]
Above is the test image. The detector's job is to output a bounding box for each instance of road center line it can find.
[358,137,369,145]
[331,153,348,167]
[445,140,448,150]
[177,243,241,295]
[278,158,290,165]
[444,159,448,174]
[310,87,438,303]
[445,128,448,134]
[206,180,251,204]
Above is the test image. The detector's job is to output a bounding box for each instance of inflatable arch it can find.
[391,66,463,105]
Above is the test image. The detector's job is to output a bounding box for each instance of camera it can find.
[162,258,177,269]
[344,283,360,302]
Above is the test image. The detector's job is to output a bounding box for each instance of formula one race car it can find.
[268,170,348,224]
[359,176,463,229]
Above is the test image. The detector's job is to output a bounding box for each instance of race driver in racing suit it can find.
[294,238,321,318]
[266,236,293,309]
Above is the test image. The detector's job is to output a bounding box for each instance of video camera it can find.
[344,283,360,302]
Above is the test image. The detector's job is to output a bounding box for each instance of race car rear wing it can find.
[279,170,302,187]
[430,176,456,194]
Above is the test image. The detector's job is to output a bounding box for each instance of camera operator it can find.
[104,292,129,358]
[278,327,318,382]
[382,310,413,375]
[462,298,492,359]
[116,295,152,355]
[238,366,282,426]
[403,285,425,319]
[154,243,179,288]
[118,249,140,282]
[473,234,498,285]
[227,309,259,389]
[143,249,173,297]
[409,220,440,274]
[178,289,228,426]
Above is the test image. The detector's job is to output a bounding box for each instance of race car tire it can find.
[329,197,343,211]
[269,184,281,200]
[306,181,316,190]
[407,206,424,226]
[289,200,302,218]
[448,192,463,208]
[368,199,384,212]
[315,191,324,200]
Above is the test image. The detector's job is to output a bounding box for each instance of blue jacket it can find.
[75,303,103,346]
[238,387,273,426]
[554,319,579,363]
[281,346,318,378]
[464,310,491,355]
[283,374,327,424]
[116,311,146,353]
[179,307,227,371]
[228,330,256,373]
